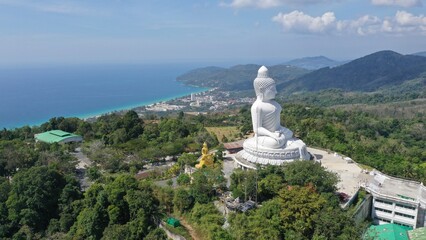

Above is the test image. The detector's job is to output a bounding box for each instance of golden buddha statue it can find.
[196,142,214,169]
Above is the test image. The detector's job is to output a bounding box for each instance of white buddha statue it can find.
[238,66,310,166]
[251,66,293,149]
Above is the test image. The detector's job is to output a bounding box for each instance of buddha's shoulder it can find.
[251,100,265,109]
[251,100,278,111]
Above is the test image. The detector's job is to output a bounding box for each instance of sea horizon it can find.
[0,64,207,129]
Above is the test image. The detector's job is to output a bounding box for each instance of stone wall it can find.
[159,222,187,240]
[352,194,372,224]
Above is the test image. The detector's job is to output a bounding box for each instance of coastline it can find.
[1,63,215,130]
[6,87,209,129]
[79,87,210,121]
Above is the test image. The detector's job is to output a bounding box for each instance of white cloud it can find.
[395,10,426,25]
[371,0,422,7]
[36,4,90,15]
[346,15,383,35]
[0,0,95,15]
[221,0,334,8]
[392,11,426,33]
[272,11,336,33]
[273,10,426,35]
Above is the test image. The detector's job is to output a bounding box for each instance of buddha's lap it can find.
[255,136,286,149]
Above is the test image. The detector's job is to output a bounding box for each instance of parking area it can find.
[308,147,373,198]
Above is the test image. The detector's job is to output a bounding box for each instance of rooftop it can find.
[308,147,372,198]
[368,173,421,201]
[361,171,426,207]
[35,130,82,143]
[223,140,244,150]
[312,147,426,204]
[364,223,411,240]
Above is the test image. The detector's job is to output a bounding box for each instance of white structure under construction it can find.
[361,171,426,229]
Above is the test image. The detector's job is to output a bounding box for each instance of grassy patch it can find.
[205,126,241,143]
[357,163,374,171]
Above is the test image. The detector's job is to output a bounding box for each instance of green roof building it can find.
[364,223,412,240]
[166,218,180,227]
[35,130,83,144]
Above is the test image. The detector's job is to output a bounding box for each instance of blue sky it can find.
[0,0,425,66]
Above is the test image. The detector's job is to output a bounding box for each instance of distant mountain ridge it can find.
[177,50,426,93]
[176,64,310,91]
[284,56,347,70]
[413,51,426,57]
[281,50,426,92]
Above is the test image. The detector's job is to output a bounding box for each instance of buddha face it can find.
[263,85,277,101]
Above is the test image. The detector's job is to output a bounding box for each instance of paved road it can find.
[222,153,237,188]
[308,147,372,199]
[71,147,93,191]
[72,147,92,169]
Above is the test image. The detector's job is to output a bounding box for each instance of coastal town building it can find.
[145,102,184,112]
[35,130,82,144]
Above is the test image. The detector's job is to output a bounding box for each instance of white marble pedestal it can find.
[235,137,311,168]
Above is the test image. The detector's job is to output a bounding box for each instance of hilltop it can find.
[284,56,346,70]
[178,50,426,94]
[413,51,426,57]
[176,64,309,91]
[281,50,426,92]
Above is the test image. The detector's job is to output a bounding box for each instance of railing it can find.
[361,183,420,205]
[374,202,394,210]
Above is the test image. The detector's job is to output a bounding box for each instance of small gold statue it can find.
[195,142,214,169]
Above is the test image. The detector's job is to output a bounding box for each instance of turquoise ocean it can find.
[0,64,206,129]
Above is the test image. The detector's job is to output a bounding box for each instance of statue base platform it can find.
[235,137,311,167]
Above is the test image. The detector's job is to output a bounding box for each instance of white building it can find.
[362,171,426,229]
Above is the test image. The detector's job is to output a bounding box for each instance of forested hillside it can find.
[282,50,426,92]
[178,50,426,94]
[413,51,426,57]
[280,76,426,107]
[0,99,424,239]
[281,104,426,182]
[0,111,221,239]
[176,64,309,90]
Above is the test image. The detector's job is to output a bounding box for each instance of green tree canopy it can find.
[68,175,159,240]
[173,188,194,213]
[284,160,339,193]
[278,185,327,237]
[6,166,66,232]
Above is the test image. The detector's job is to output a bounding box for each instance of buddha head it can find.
[254,66,277,101]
